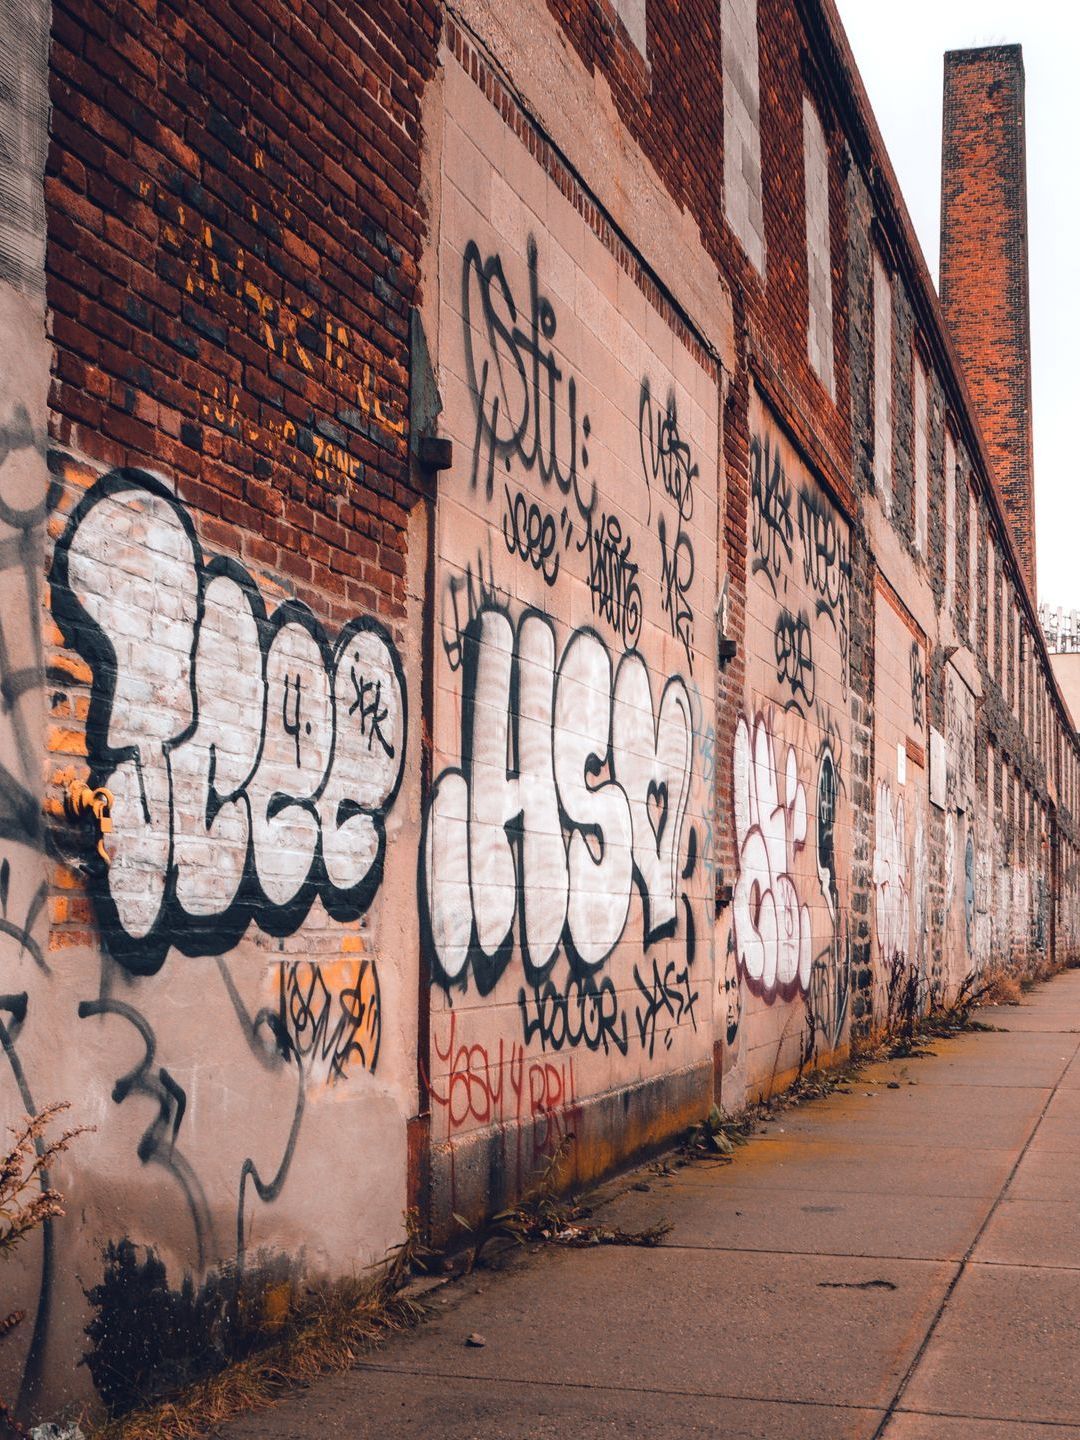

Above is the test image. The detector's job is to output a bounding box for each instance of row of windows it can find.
[721,0,834,395]
[714,0,1077,819]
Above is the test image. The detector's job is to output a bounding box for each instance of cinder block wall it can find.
[0,0,1075,1423]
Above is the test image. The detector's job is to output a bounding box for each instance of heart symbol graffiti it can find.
[612,653,693,946]
[646,780,669,849]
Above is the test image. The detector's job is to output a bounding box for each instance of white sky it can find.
[834,2,1080,612]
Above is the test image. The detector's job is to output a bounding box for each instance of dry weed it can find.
[82,1214,432,1440]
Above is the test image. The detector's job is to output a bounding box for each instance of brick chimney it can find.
[940,44,1037,596]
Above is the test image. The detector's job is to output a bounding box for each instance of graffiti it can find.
[816,742,840,920]
[912,810,927,964]
[1034,874,1048,953]
[733,713,812,1000]
[806,931,850,1056]
[775,607,815,713]
[910,642,925,729]
[440,540,505,674]
[278,958,381,1083]
[797,484,850,690]
[580,510,642,649]
[749,431,793,595]
[873,781,909,965]
[422,606,693,994]
[0,400,61,1411]
[965,830,976,952]
[462,236,595,531]
[518,971,628,1056]
[633,958,699,1060]
[429,1012,578,1156]
[944,667,975,812]
[50,472,407,975]
[640,382,696,670]
[722,928,742,1050]
[945,815,956,913]
[77,995,214,1266]
[688,680,717,887]
[502,485,567,585]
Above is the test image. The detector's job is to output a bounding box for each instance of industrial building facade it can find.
[0,0,1075,1418]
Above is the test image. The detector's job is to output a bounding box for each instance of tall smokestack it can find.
[940,44,1037,596]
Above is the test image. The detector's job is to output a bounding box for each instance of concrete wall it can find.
[1,0,1078,1424]
[422,34,722,1229]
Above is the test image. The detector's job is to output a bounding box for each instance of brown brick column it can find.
[940,44,1037,595]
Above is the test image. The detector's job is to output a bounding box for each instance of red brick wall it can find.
[46,0,440,628]
[941,45,1037,597]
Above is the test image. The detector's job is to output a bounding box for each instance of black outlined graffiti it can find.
[910,641,925,730]
[518,972,628,1056]
[0,403,61,1412]
[462,236,595,531]
[422,605,694,996]
[50,471,407,974]
[580,510,642,649]
[805,926,850,1059]
[640,381,696,670]
[0,991,53,1414]
[749,431,793,596]
[278,958,381,1082]
[965,830,976,952]
[502,485,567,585]
[816,741,840,918]
[809,735,849,1054]
[775,607,815,713]
[733,712,812,1000]
[440,539,504,674]
[77,995,214,1267]
[633,957,699,1060]
[797,483,850,691]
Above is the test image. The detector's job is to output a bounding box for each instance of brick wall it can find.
[46,0,439,626]
[2,0,1080,1423]
[941,45,1037,595]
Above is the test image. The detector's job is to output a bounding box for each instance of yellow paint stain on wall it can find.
[47,726,87,756]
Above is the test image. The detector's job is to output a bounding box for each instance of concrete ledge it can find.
[429,1059,713,1243]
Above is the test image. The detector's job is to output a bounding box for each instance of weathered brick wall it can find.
[727,390,851,1094]
[2,0,1080,1423]
[941,45,1037,595]
[2,0,441,1420]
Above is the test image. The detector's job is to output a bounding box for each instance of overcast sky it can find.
[834,2,1080,613]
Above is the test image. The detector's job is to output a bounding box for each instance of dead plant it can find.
[83,1211,434,1440]
[453,1134,671,1270]
[979,969,1023,1006]
[0,1103,89,1439]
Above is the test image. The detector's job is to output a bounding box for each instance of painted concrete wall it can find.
[422,42,722,1228]
[725,391,851,1096]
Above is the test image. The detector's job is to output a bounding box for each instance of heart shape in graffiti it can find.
[612,654,693,946]
[646,780,669,850]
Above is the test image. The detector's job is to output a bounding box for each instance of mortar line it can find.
[869,1030,1080,1440]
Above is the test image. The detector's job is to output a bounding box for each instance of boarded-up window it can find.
[912,354,928,556]
[613,0,647,57]
[722,0,765,273]
[944,430,956,619]
[803,96,834,397]
[873,253,892,514]
[967,490,977,646]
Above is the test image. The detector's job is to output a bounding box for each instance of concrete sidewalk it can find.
[225,971,1080,1439]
